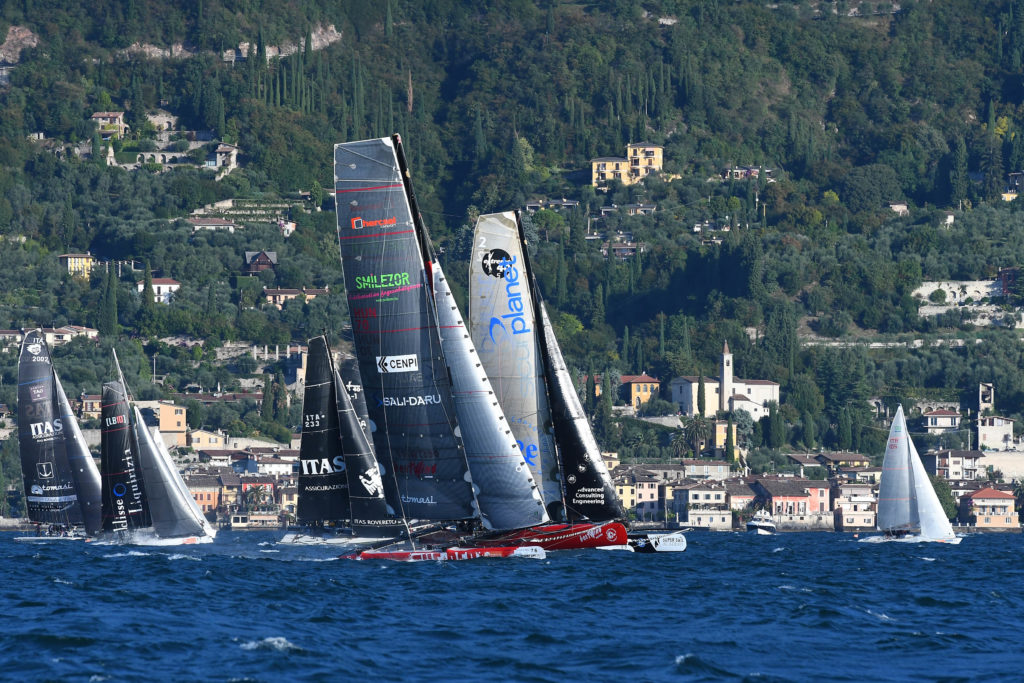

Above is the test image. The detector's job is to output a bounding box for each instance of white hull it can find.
[858,534,962,544]
[92,530,215,546]
[14,535,88,543]
[597,530,688,553]
[279,531,386,547]
[748,526,776,535]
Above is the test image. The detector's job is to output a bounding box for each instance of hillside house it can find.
[91,111,127,140]
[978,416,1015,450]
[189,217,237,233]
[137,277,181,304]
[244,251,277,274]
[920,449,983,481]
[590,142,664,187]
[58,252,96,278]
[923,409,961,434]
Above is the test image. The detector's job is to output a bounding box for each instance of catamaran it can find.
[859,405,961,544]
[15,329,102,541]
[94,351,216,546]
[332,135,549,561]
[467,211,682,552]
[280,335,407,545]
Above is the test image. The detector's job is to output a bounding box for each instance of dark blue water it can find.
[1,530,1021,682]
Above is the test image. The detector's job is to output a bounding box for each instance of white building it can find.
[978,415,1015,451]
[137,277,181,304]
[669,341,779,419]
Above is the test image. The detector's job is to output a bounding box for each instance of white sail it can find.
[877,405,916,530]
[873,405,958,543]
[907,435,956,541]
[468,212,562,515]
[433,260,548,530]
[133,407,216,540]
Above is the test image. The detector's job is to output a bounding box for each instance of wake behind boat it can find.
[859,405,961,545]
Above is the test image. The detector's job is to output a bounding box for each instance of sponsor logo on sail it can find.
[351,215,397,230]
[30,484,43,495]
[376,354,419,374]
[355,272,411,290]
[359,464,384,497]
[27,342,42,356]
[105,414,126,427]
[29,419,63,440]
[483,251,531,343]
[516,440,539,467]
[375,393,442,408]
[36,462,54,479]
[29,384,47,402]
[888,437,899,450]
[300,456,346,475]
[401,495,437,505]
[395,459,438,477]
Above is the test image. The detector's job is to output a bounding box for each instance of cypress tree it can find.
[137,262,157,336]
[697,374,706,417]
[726,415,735,463]
[621,326,630,369]
[99,269,119,337]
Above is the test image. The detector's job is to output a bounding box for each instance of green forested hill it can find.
[2,0,1024,472]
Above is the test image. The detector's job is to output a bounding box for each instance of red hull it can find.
[471,521,628,551]
[353,545,543,562]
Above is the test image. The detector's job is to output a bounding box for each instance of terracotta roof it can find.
[620,374,660,384]
[968,487,1015,500]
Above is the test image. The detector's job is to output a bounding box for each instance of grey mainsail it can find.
[55,373,102,534]
[467,212,563,519]
[333,135,477,522]
[134,405,212,539]
[433,260,548,529]
[877,405,915,531]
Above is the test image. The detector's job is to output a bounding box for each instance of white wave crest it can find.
[166,553,201,561]
[240,636,300,652]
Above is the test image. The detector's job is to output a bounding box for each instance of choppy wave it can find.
[1,530,1023,680]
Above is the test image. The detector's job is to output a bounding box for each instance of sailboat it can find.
[280,335,406,545]
[15,329,102,541]
[859,405,961,544]
[467,211,682,552]
[332,135,549,561]
[95,351,216,546]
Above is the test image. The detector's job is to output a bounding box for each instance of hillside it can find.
[1,0,1024,482]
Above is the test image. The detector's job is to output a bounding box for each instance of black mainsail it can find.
[296,336,350,525]
[17,329,102,533]
[100,380,151,533]
[333,135,477,522]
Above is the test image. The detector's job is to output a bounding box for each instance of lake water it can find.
[1,530,1021,681]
